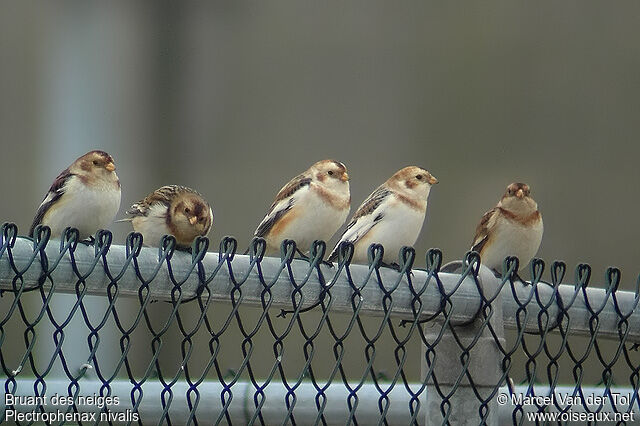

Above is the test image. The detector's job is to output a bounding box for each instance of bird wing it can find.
[270,174,311,210]
[328,186,391,260]
[29,168,73,237]
[254,175,312,238]
[471,207,498,253]
[126,185,193,217]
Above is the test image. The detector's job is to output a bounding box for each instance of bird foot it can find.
[79,236,96,246]
[513,272,530,285]
[384,261,402,271]
[493,269,530,286]
[295,249,334,268]
[381,262,413,276]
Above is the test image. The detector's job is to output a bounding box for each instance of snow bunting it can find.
[328,166,438,265]
[471,182,543,277]
[29,150,121,239]
[122,185,213,248]
[251,159,351,256]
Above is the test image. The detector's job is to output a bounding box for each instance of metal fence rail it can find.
[1,223,640,425]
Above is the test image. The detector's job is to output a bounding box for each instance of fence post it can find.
[424,265,504,425]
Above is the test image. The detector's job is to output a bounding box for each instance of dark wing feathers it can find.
[29,168,73,237]
[127,185,200,216]
[471,208,495,253]
[269,175,311,211]
[343,186,391,233]
[255,198,294,238]
[253,175,311,238]
[327,186,390,261]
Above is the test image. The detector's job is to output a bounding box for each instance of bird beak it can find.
[189,216,198,225]
[105,162,116,172]
[428,175,438,185]
[516,189,524,198]
[341,172,350,182]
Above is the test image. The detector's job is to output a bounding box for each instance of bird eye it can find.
[93,160,99,166]
[185,207,190,214]
[199,217,205,223]
[328,170,334,176]
[416,174,423,180]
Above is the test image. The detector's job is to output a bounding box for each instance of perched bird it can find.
[29,150,121,240]
[251,159,351,256]
[122,185,213,248]
[328,166,438,265]
[471,182,543,277]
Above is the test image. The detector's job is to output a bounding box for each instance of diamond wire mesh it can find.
[1,222,640,425]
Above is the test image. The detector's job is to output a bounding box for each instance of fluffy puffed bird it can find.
[328,166,438,265]
[471,182,543,277]
[123,185,213,248]
[251,159,351,256]
[29,150,121,239]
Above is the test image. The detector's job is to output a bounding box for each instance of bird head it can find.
[500,182,538,213]
[73,150,119,185]
[310,159,350,191]
[390,166,438,200]
[170,194,213,246]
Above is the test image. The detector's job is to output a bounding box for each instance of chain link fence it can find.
[1,222,640,425]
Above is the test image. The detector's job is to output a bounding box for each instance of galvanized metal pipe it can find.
[424,266,505,425]
[2,238,639,342]
[0,237,482,325]
[2,379,637,425]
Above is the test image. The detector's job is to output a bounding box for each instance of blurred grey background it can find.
[2,1,639,279]
[1,1,639,386]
